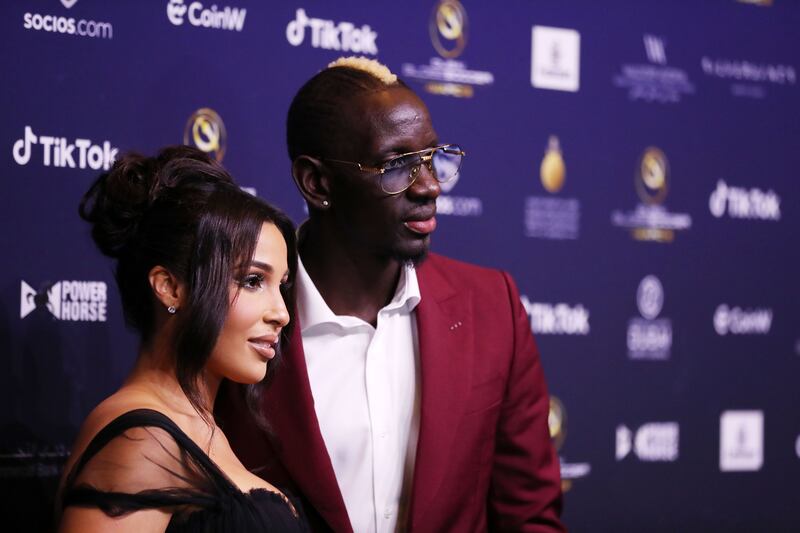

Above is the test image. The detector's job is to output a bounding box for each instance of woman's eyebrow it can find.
[249,260,274,273]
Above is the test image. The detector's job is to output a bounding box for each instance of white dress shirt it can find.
[297,257,421,533]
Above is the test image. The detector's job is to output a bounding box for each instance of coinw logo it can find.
[21,280,107,322]
[13,126,118,170]
[167,0,247,32]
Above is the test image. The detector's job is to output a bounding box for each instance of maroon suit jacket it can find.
[218,253,565,532]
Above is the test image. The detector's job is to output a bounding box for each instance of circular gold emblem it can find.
[635,146,668,205]
[540,135,566,193]
[429,0,468,59]
[548,396,567,451]
[183,108,227,162]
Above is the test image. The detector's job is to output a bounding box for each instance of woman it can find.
[57,146,307,532]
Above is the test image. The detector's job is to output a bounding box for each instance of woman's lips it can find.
[404,216,437,235]
[248,339,277,360]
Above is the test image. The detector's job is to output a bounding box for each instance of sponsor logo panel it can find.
[549,396,590,491]
[286,8,377,54]
[627,276,672,360]
[167,0,246,32]
[701,57,795,99]
[12,126,118,171]
[183,108,227,162]
[720,410,764,472]
[531,26,581,92]
[20,280,107,322]
[524,136,580,240]
[713,305,772,335]
[616,422,680,462]
[23,0,113,40]
[521,296,590,336]
[611,147,691,242]
[400,0,493,98]
[613,34,694,103]
[709,180,781,221]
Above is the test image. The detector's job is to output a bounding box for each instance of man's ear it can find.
[292,155,332,211]
[148,266,185,312]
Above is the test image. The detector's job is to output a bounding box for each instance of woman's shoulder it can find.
[64,391,176,474]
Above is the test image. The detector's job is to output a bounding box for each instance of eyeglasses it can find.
[321,144,465,195]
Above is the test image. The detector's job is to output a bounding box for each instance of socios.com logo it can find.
[23,0,113,40]
[12,126,118,170]
[21,280,107,322]
[167,0,247,32]
[636,147,668,205]
[183,108,226,162]
[430,0,468,59]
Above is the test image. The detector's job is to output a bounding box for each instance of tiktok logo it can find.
[286,8,378,55]
[12,126,118,170]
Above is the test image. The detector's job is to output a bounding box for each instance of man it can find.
[220,57,565,532]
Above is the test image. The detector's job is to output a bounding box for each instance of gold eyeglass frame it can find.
[320,144,466,195]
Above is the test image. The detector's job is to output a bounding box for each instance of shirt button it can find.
[384,509,392,519]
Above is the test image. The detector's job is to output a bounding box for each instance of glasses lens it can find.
[381,153,423,194]
[431,145,463,183]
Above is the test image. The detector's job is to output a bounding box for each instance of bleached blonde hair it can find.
[327,56,398,85]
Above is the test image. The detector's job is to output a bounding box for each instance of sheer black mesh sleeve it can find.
[59,409,308,532]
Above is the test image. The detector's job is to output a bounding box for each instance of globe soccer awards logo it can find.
[429,0,467,59]
[400,0,493,98]
[183,108,226,162]
[548,396,590,491]
[611,147,691,242]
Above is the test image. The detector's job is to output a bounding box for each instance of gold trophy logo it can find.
[183,108,227,162]
[635,147,668,205]
[540,135,566,193]
[430,0,468,59]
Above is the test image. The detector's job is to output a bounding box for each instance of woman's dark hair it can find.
[286,65,409,161]
[79,145,296,426]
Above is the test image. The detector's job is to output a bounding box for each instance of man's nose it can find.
[407,160,440,199]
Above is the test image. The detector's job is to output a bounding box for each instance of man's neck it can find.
[299,220,402,326]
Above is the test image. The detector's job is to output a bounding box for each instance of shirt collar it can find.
[296,255,421,332]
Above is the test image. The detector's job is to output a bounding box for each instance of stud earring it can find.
[322,200,330,207]
[167,305,177,314]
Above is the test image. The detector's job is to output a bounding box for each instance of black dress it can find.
[59,409,308,532]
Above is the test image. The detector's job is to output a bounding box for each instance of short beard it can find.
[391,247,429,266]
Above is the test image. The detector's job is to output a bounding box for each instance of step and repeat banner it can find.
[2,0,798,530]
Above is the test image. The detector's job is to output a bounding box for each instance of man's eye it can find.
[384,154,419,170]
[239,274,265,291]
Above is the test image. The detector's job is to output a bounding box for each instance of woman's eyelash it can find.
[238,273,265,289]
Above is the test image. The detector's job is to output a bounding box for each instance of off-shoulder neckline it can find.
[75,408,300,518]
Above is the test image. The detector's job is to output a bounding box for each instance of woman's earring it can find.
[167,305,177,314]
[322,200,330,207]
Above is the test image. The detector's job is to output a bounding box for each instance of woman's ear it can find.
[292,155,332,211]
[148,265,185,312]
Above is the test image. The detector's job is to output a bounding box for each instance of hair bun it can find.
[79,152,160,258]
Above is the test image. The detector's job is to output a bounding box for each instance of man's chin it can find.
[393,248,429,266]
[391,239,431,265]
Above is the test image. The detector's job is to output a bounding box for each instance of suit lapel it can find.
[265,322,352,532]
[409,257,474,526]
